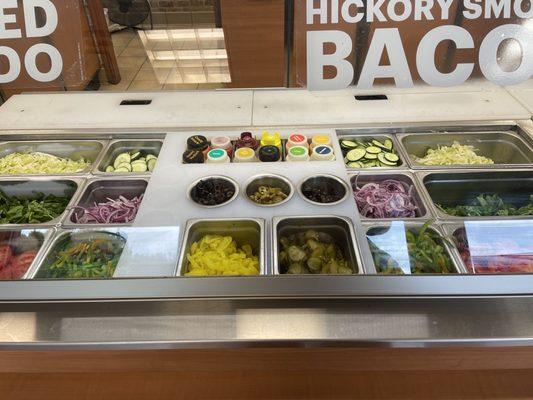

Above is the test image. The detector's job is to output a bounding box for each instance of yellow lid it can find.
[312,134,331,146]
[235,147,255,160]
[261,131,281,147]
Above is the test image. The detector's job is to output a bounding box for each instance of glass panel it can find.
[366,221,457,275]
[453,220,533,274]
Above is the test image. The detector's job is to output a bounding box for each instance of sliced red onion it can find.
[72,194,144,224]
[353,179,418,219]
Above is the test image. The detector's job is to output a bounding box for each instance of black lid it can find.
[182,149,204,164]
[258,145,280,162]
[187,135,208,151]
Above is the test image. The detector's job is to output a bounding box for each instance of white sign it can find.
[306,0,533,90]
[0,0,62,84]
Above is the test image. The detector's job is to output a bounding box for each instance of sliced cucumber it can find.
[340,140,357,149]
[147,158,157,172]
[113,153,131,168]
[114,166,130,173]
[383,139,393,150]
[364,152,378,160]
[105,166,115,173]
[372,140,389,150]
[130,151,141,161]
[347,161,362,168]
[384,153,399,163]
[146,154,157,161]
[116,162,132,172]
[346,148,366,161]
[377,153,396,166]
[365,146,381,154]
[132,162,148,172]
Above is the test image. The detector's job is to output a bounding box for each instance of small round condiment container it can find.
[299,174,349,206]
[311,145,335,161]
[286,146,310,162]
[188,175,239,208]
[182,149,204,164]
[260,131,282,149]
[310,134,331,149]
[286,133,308,150]
[206,148,230,163]
[211,135,233,158]
[244,174,294,207]
[258,145,281,162]
[234,147,257,163]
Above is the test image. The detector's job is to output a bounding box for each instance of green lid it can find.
[289,146,307,156]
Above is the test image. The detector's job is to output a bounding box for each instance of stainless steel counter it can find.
[1,297,533,349]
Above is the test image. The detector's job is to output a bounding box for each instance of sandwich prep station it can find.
[0,121,530,302]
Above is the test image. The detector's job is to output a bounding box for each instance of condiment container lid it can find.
[288,134,307,145]
[183,149,204,164]
[211,136,232,149]
[207,148,229,162]
[312,134,331,146]
[187,135,209,150]
[287,146,310,161]
[234,147,256,162]
[258,145,280,162]
[312,145,335,160]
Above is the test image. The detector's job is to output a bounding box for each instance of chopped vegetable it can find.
[278,229,354,274]
[0,152,90,174]
[249,186,288,205]
[105,151,157,173]
[438,194,533,217]
[0,189,70,224]
[71,195,144,224]
[185,234,259,276]
[340,138,401,168]
[353,179,419,218]
[368,222,455,274]
[0,244,38,280]
[454,228,533,273]
[38,236,124,279]
[413,141,494,166]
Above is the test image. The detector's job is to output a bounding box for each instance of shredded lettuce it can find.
[0,152,90,174]
[413,141,494,166]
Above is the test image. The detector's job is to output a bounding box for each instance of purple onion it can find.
[353,179,418,219]
[72,194,144,224]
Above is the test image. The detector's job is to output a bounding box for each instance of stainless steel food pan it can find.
[0,140,106,175]
[176,218,266,276]
[273,215,363,275]
[420,170,533,220]
[349,172,431,221]
[94,139,163,174]
[64,178,149,226]
[398,132,533,169]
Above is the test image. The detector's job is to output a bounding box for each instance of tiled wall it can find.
[149,0,214,12]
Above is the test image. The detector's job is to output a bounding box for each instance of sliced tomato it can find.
[8,250,38,279]
[0,245,13,270]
